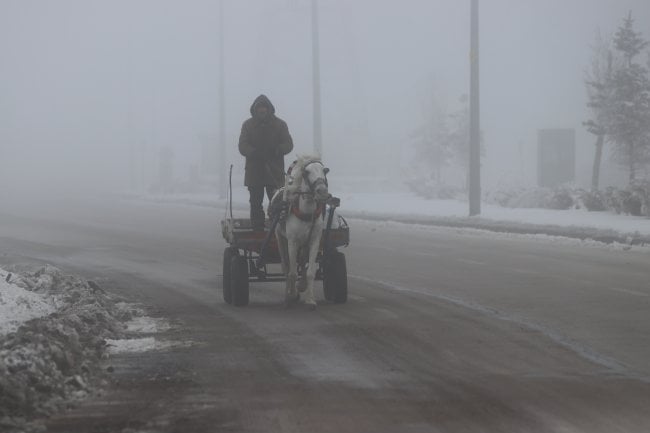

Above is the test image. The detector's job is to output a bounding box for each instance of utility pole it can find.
[469,0,481,216]
[312,0,323,157]
[218,0,227,198]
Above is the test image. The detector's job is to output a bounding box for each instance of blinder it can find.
[302,161,329,193]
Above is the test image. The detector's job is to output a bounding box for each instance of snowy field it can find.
[128,185,650,240]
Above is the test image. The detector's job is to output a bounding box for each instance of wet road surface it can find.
[1,196,650,432]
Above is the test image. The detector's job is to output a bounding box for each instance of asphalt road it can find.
[1,196,650,433]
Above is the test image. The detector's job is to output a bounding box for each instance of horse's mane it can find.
[293,153,322,172]
[284,153,322,197]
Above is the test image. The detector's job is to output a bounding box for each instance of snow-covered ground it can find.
[339,192,650,237]
[0,265,184,431]
[127,185,650,241]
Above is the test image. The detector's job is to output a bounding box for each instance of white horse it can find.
[274,155,330,309]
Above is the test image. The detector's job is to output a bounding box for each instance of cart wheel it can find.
[231,255,250,307]
[323,250,347,304]
[222,247,235,304]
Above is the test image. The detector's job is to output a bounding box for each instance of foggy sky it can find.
[1,0,650,195]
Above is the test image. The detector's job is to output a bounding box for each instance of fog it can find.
[1,0,650,199]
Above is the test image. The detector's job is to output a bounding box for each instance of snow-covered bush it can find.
[602,182,650,216]
[486,185,597,211]
[579,189,608,211]
[502,188,554,209]
[629,180,650,216]
[623,191,643,216]
[546,187,575,210]
[484,187,525,207]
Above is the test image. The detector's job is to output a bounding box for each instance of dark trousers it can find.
[249,186,276,228]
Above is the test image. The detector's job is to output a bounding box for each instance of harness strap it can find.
[291,202,324,222]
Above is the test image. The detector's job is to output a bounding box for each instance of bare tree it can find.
[410,93,451,184]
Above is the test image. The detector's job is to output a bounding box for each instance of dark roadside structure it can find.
[238,94,294,230]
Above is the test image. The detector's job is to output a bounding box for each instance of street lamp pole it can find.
[469,0,481,216]
[218,0,227,198]
[312,0,323,157]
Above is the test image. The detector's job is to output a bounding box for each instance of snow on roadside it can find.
[0,265,131,431]
[124,315,172,334]
[339,192,650,238]
[106,314,173,354]
[361,219,650,253]
[106,337,159,354]
[0,270,55,335]
[104,314,193,355]
[0,265,184,432]
[126,189,650,242]
[105,336,177,355]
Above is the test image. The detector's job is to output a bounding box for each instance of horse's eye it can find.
[323,168,330,175]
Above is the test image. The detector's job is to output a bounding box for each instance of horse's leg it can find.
[304,231,321,310]
[286,234,299,307]
[297,264,307,293]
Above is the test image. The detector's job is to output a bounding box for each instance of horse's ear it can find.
[323,167,330,175]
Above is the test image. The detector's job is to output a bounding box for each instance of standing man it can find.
[238,94,294,230]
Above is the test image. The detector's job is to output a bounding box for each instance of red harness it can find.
[291,200,324,222]
[286,159,327,221]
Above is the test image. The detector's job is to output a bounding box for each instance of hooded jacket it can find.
[238,95,294,187]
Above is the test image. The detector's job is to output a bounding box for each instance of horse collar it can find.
[291,201,324,222]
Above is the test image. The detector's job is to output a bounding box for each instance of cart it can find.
[220,169,349,307]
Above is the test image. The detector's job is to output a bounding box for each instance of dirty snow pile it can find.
[0,265,134,431]
[0,271,55,335]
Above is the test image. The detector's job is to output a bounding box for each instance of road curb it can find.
[343,211,650,246]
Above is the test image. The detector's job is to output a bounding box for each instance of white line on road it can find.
[607,287,649,298]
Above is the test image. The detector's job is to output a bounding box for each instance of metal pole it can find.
[312,0,323,157]
[469,0,481,216]
[218,0,227,198]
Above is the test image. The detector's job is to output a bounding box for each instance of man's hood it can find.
[250,94,276,117]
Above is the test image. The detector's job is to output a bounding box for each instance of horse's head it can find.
[286,155,330,202]
[302,160,330,202]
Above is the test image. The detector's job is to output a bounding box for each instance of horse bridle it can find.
[294,160,329,199]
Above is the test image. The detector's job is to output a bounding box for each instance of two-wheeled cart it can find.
[220,170,349,307]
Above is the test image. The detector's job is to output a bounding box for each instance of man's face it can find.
[255,105,269,120]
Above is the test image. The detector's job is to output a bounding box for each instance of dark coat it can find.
[238,95,294,187]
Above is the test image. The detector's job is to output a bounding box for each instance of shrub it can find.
[579,190,608,211]
[547,187,575,210]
